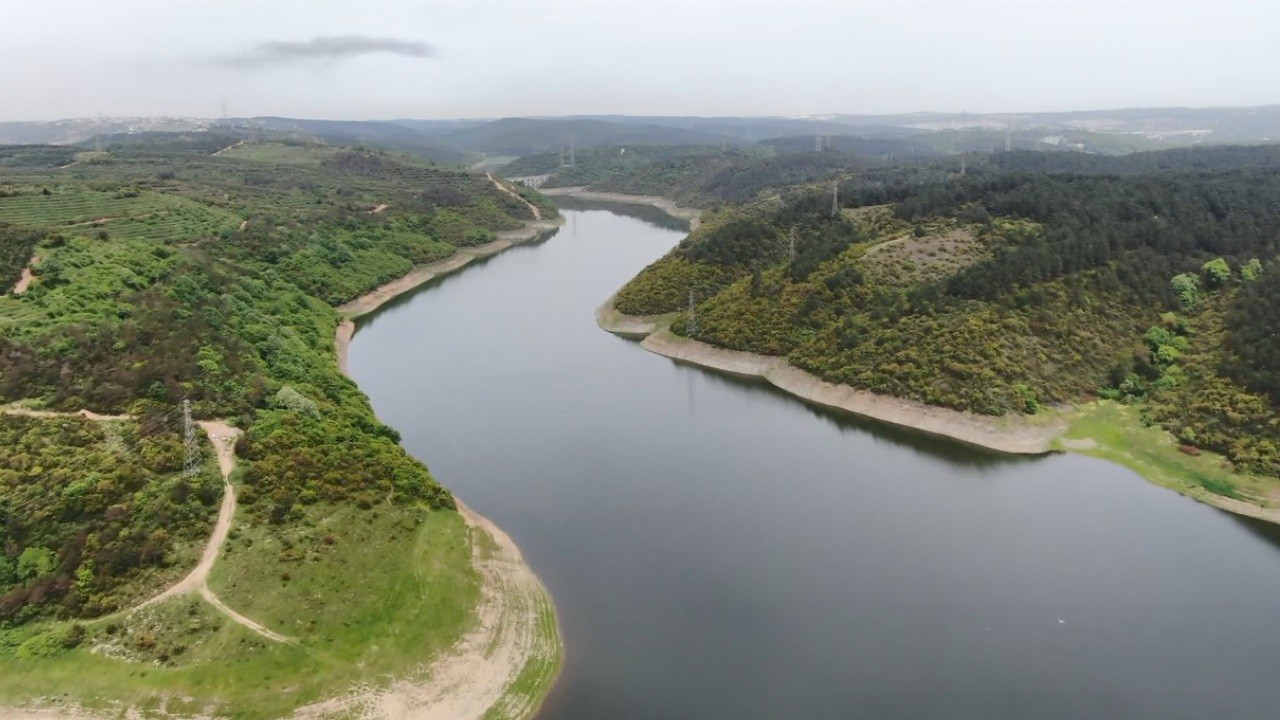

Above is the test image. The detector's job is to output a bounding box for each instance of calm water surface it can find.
[349,203,1280,720]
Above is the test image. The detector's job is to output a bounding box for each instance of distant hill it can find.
[437,117,731,155]
[224,117,469,165]
[2,105,1275,166]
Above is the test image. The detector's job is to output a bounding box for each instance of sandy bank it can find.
[594,293,676,340]
[292,500,560,720]
[637,328,1061,454]
[337,219,563,323]
[335,217,562,366]
[541,187,704,229]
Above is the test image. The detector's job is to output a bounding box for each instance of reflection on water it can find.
[350,204,1280,720]
[551,195,692,231]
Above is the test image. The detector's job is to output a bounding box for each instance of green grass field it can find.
[216,143,343,167]
[1056,401,1280,506]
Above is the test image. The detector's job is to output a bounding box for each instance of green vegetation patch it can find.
[0,414,221,624]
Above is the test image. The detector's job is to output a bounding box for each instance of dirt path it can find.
[0,408,287,640]
[370,203,389,214]
[212,140,245,157]
[137,423,239,608]
[487,174,541,221]
[8,412,297,644]
[11,256,39,295]
[0,407,132,421]
[293,501,558,720]
[131,421,292,643]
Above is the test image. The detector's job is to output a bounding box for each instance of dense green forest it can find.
[0,140,551,630]
[615,145,1280,489]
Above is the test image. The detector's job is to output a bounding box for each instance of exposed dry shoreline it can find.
[593,195,1280,525]
[328,215,565,720]
[632,327,1062,454]
[335,218,564,372]
[582,193,1059,454]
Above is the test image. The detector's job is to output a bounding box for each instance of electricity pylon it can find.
[183,399,201,478]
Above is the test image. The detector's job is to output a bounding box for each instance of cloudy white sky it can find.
[3,0,1278,121]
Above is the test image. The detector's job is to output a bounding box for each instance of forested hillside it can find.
[614,145,1280,494]
[507,145,866,207]
[0,139,555,712]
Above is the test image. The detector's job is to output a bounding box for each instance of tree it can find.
[1170,273,1200,310]
[1241,258,1263,283]
[1201,258,1232,289]
[16,547,56,582]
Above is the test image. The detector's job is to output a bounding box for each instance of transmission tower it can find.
[687,289,699,337]
[788,227,797,262]
[182,399,202,478]
[568,135,576,166]
[831,180,840,218]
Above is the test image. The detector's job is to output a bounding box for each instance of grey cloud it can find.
[213,35,435,69]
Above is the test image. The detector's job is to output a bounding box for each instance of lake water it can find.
[349,202,1280,720]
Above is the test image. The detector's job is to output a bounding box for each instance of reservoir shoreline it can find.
[590,194,1280,526]
[347,201,1280,720]
[333,213,565,720]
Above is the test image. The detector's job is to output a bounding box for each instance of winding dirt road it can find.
[2,407,290,643]
[136,421,291,643]
[487,174,541,221]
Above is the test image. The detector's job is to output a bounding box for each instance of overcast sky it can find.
[4,0,1277,121]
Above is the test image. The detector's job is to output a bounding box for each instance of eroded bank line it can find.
[290,501,559,720]
[336,215,564,324]
[590,198,1280,524]
[626,326,1062,454]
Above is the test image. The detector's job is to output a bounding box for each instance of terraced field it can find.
[0,187,240,243]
